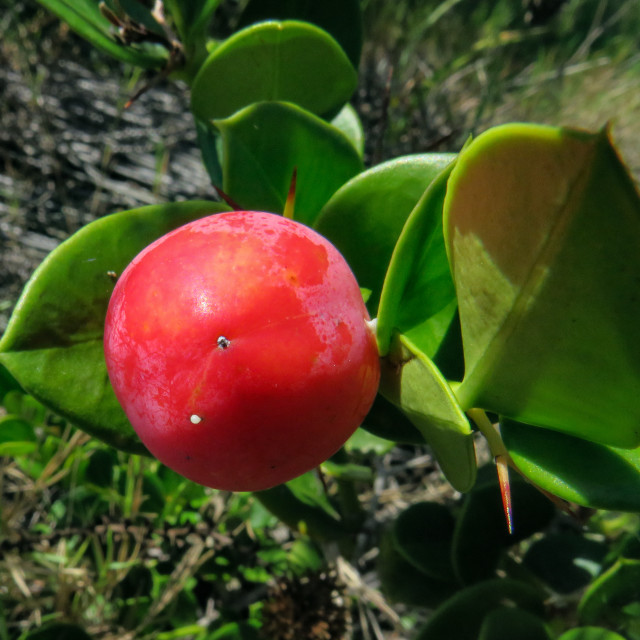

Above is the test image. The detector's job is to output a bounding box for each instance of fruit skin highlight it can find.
[104,210,380,491]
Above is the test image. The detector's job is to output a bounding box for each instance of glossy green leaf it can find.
[209,622,261,640]
[559,628,628,640]
[379,332,476,493]
[478,608,551,640]
[36,0,168,68]
[523,533,607,594]
[254,472,349,542]
[215,101,363,225]
[415,579,545,640]
[344,425,396,455]
[502,418,640,511]
[237,0,363,68]
[579,558,640,625]
[378,526,457,608]
[360,394,425,445]
[330,104,365,157]
[452,471,556,585]
[191,20,357,123]
[377,158,458,358]
[445,124,640,449]
[315,154,455,315]
[393,502,456,582]
[0,201,228,454]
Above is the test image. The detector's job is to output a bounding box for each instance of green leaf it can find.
[36,0,168,68]
[378,526,457,608]
[191,20,357,122]
[559,628,628,640]
[315,154,455,315]
[377,158,458,358]
[451,471,556,585]
[254,472,349,542]
[0,201,228,454]
[330,104,365,157]
[523,533,607,594]
[379,332,476,493]
[344,425,396,455]
[392,502,457,582]
[478,607,552,640]
[445,124,640,449]
[579,558,640,625]
[237,0,363,68]
[502,418,640,511]
[209,622,261,640]
[360,393,425,445]
[414,579,546,640]
[215,101,363,225]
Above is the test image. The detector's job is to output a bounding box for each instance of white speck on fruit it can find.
[217,336,231,349]
[190,414,202,424]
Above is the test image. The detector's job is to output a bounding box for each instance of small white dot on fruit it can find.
[190,414,202,424]
[217,336,231,349]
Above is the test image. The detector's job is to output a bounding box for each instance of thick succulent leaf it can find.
[191,20,357,122]
[559,629,628,640]
[315,154,455,315]
[523,533,607,594]
[344,426,396,455]
[360,394,425,445]
[579,558,640,625]
[215,101,363,225]
[445,124,640,449]
[377,158,458,358]
[236,0,363,68]
[415,579,545,640]
[451,471,556,585]
[379,332,476,492]
[478,608,551,640]
[378,526,458,608]
[392,502,457,582]
[0,201,228,453]
[254,472,349,542]
[330,104,365,157]
[36,0,168,68]
[502,418,640,511]
[210,622,261,640]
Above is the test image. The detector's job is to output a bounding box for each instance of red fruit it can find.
[104,210,380,491]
